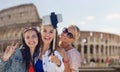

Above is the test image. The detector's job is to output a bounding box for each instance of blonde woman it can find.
[59,25,81,72]
[34,24,64,72]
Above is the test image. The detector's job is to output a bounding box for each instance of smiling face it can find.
[24,30,38,49]
[60,26,75,43]
[41,25,54,45]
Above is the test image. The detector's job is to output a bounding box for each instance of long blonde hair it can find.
[69,25,80,46]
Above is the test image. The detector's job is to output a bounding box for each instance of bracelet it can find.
[57,61,61,67]
[63,58,69,63]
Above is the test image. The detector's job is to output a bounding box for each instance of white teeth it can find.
[29,42,35,45]
[44,36,51,40]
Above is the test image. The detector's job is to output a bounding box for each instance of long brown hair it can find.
[21,27,41,70]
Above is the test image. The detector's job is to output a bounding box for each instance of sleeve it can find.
[0,58,12,72]
[54,51,65,72]
[69,50,81,72]
[0,48,25,72]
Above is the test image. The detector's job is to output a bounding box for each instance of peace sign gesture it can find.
[2,41,18,61]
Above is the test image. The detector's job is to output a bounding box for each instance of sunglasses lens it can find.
[67,33,73,38]
[63,28,68,33]
[62,27,74,38]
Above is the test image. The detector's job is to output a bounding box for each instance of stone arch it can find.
[109,45,111,56]
[90,58,95,62]
[90,44,94,54]
[101,59,104,63]
[84,45,87,54]
[78,44,81,52]
[101,45,104,55]
[96,45,99,54]
[106,46,108,56]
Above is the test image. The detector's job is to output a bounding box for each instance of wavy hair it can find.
[21,27,41,70]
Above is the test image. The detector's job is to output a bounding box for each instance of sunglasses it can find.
[62,28,74,39]
[23,26,38,33]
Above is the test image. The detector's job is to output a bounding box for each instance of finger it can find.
[11,41,15,46]
[9,46,14,54]
[14,43,18,49]
[5,46,10,53]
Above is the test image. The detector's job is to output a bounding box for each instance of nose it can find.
[46,32,50,36]
[29,37,33,41]
[61,32,67,37]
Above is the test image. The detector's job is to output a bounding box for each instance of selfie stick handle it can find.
[50,12,58,55]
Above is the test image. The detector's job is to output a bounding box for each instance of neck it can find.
[42,43,50,54]
[30,47,35,57]
[59,41,73,51]
[64,45,73,51]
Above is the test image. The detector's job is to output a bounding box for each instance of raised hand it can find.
[2,41,18,61]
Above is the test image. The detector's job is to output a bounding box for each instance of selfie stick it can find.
[50,12,58,55]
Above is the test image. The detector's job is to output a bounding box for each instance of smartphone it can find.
[42,14,62,24]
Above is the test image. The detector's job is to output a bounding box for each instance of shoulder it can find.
[14,48,22,56]
[68,48,79,53]
[67,48,80,57]
[57,48,66,54]
[11,48,23,60]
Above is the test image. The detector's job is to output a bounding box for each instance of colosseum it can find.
[0,4,42,55]
[0,3,120,65]
[76,31,120,64]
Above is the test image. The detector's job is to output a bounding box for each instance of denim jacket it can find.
[0,48,26,72]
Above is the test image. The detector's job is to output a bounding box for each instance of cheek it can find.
[34,37,39,43]
[51,34,54,39]
[24,38,29,45]
[61,33,64,36]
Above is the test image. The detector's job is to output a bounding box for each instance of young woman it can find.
[0,27,40,72]
[34,24,64,72]
[59,25,82,72]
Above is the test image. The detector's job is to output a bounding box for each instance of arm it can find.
[0,48,25,72]
[50,51,65,72]
[9,48,25,72]
[57,48,71,72]
[0,57,12,72]
[0,43,16,72]
[69,49,81,72]
[63,58,72,72]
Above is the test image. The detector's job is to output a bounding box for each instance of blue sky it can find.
[1,0,120,35]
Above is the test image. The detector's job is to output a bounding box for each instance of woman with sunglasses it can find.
[34,24,64,72]
[59,25,81,72]
[0,27,40,72]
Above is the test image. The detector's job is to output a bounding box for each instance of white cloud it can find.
[100,27,120,35]
[80,21,88,25]
[79,16,96,25]
[105,13,120,20]
[86,16,96,20]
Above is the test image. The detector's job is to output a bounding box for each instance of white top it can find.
[35,50,64,72]
[67,48,81,72]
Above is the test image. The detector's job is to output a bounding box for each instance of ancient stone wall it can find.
[0,4,42,55]
[77,31,120,64]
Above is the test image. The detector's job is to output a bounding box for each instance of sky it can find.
[0,0,120,35]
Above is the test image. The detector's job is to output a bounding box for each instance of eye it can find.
[25,36,30,39]
[50,30,53,33]
[43,29,47,32]
[32,34,37,38]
